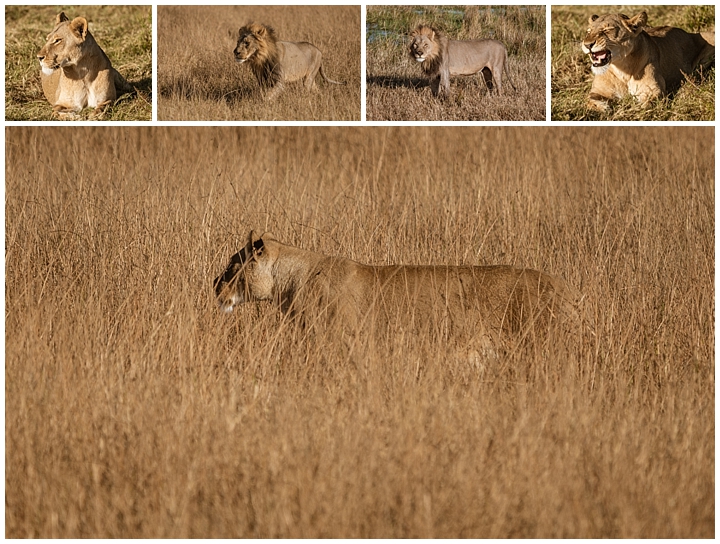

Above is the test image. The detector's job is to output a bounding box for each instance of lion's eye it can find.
[53,38,62,44]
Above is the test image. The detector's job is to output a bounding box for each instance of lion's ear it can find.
[69,17,88,39]
[248,230,265,256]
[626,12,647,33]
[56,12,69,24]
[589,14,599,24]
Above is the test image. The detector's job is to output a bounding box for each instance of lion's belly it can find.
[449,65,485,77]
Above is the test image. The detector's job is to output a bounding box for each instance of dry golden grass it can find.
[157,6,360,121]
[551,5,715,121]
[4,5,152,121]
[367,6,546,121]
[5,126,714,538]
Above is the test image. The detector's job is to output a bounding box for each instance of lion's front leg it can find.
[628,69,664,106]
[429,75,442,96]
[438,68,452,98]
[265,82,284,100]
[587,92,610,111]
[51,110,81,120]
[51,103,83,120]
[586,72,621,111]
[89,100,113,120]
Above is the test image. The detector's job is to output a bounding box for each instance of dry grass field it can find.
[5,126,714,538]
[157,6,360,121]
[4,5,152,121]
[551,5,715,121]
[367,6,546,121]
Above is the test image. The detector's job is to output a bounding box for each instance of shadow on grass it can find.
[129,77,153,95]
[159,78,255,106]
[366,75,428,90]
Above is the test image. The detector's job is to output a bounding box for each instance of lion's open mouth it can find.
[590,49,611,68]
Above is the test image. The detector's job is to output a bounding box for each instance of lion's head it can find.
[37,12,90,76]
[214,231,278,313]
[581,12,647,74]
[233,23,283,88]
[409,25,445,73]
[234,23,279,66]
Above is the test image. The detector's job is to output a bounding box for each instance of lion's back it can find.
[277,40,322,81]
[360,264,581,339]
[647,27,715,86]
[447,39,507,74]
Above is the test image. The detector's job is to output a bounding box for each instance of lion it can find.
[234,22,345,99]
[409,24,515,98]
[581,12,715,111]
[36,12,132,119]
[214,231,582,353]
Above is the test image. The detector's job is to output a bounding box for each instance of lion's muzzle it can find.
[590,49,611,68]
[583,41,612,69]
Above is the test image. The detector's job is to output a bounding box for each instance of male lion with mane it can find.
[37,12,133,119]
[409,24,515,98]
[582,11,714,111]
[234,22,345,100]
[214,231,582,354]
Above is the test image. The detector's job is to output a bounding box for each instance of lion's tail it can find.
[112,68,135,96]
[319,64,345,86]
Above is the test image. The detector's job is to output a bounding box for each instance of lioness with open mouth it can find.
[581,11,714,111]
[214,231,582,354]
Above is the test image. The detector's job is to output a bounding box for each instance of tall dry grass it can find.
[367,6,546,121]
[157,6,360,121]
[5,127,714,538]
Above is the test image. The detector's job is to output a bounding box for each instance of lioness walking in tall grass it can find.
[214,230,581,352]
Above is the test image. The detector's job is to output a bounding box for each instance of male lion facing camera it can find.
[409,24,515,98]
[214,231,582,353]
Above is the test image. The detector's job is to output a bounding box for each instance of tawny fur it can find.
[581,12,715,111]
